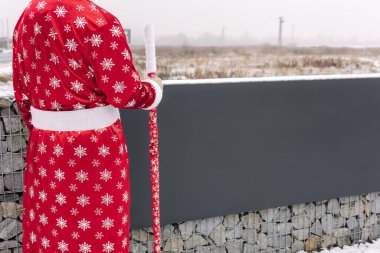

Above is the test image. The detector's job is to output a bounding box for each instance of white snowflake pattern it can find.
[34,49,41,60]
[76,5,85,12]
[49,76,61,89]
[38,166,47,178]
[100,169,112,182]
[76,169,89,183]
[110,25,122,37]
[54,6,68,18]
[29,186,34,198]
[65,92,74,100]
[102,217,114,230]
[74,145,87,158]
[74,16,87,29]
[122,191,129,203]
[56,192,67,205]
[69,183,78,191]
[112,81,126,93]
[36,1,47,11]
[71,80,84,92]
[122,64,130,73]
[56,216,67,229]
[41,236,50,248]
[94,209,103,219]
[70,207,79,216]
[110,41,118,50]
[78,218,91,231]
[101,75,109,83]
[100,58,115,71]
[96,18,105,26]
[29,208,36,221]
[30,231,37,243]
[98,144,110,158]
[50,53,59,64]
[122,214,128,225]
[101,193,114,206]
[39,213,48,226]
[121,48,131,60]
[64,24,71,33]
[77,194,90,207]
[92,159,100,167]
[102,241,114,253]
[74,102,85,110]
[33,22,41,35]
[52,100,63,110]
[39,190,48,202]
[68,159,76,167]
[93,184,102,191]
[54,169,65,181]
[65,38,78,52]
[66,136,75,144]
[79,242,92,253]
[95,231,103,239]
[53,144,64,157]
[72,231,80,239]
[116,182,123,191]
[48,27,58,40]
[69,58,81,70]
[58,239,69,252]
[89,34,103,47]
[50,181,57,190]
[38,142,47,154]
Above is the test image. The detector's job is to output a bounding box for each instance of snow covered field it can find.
[297,239,380,253]
[131,46,380,80]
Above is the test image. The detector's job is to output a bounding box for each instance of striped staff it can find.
[144,24,162,253]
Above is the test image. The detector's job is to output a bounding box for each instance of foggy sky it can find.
[0,0,380,47]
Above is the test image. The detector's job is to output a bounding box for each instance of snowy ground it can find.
[297,238,380,253]
[0,63,12,76]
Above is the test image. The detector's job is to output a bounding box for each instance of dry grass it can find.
[131,45,380,80]
[1,46,379,84]
[0,75,11,83]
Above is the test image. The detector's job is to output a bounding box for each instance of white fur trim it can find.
[142,79,163,110]
[30,104,121,131]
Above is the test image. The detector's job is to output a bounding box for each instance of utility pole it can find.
[291,24,295,46]
[278,17,284,47]
[218,27,225,47]
[6,18,10,49]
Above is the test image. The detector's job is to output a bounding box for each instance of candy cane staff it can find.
[144,24,162,253]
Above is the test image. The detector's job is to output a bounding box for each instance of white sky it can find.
[0,0,379,46]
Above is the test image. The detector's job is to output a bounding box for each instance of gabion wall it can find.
[131,192,380,253]
[0,98,26,253]
[1,97,380,253]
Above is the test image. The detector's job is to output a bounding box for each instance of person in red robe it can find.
[12,0,164,252]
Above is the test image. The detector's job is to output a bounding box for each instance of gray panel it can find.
[121,78,380,229]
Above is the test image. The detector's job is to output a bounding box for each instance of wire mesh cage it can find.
[130,193,380,253]
[0,99,26,252]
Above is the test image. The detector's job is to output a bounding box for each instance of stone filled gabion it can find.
[0,97,27,253]
[2,98,380,253]
[131,193,380,253]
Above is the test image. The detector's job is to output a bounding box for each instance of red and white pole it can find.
[144,24,162,253]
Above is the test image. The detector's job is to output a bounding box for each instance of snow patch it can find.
[297,238,380,253]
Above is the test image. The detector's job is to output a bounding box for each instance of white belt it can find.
[30,105,121,131]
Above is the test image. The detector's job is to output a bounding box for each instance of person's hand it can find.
[144,73,164,91]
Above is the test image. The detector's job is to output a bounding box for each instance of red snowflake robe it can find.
[12,0,163,252]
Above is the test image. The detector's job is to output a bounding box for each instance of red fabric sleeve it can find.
[85,13,162,109]
[12,33,34,132]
